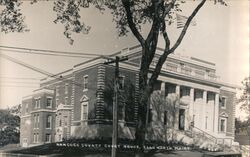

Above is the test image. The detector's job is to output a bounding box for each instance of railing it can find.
[193,126,217,143]
[162,62,218,81]
[192,126,233,146]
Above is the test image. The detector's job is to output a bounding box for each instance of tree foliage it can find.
[0,0,28,33]
[0,109,20,147]
[0,0,227,155]
[238,77,250,116]
[103,78,135,123]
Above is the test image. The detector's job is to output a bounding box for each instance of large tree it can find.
[0,0,227,155]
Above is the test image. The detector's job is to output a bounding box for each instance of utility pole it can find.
[104,56,128,157]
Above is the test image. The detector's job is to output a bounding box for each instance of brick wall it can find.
[73,65,98,123]
[104,65,138,125]
[219,90,236,137]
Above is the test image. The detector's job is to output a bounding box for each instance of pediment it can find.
[220,112,229,118]
[80,95,89,102]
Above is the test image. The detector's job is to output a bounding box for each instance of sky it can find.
[0,0,249,118]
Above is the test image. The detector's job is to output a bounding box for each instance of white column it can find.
[214,93,219,134]
[175,85,180,130]
[176,85,180,97]
[161,81,165,96]
[202,91,207,130]
[189,88,194,125]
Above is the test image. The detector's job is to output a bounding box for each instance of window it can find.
[220,118,227,133]
[35,99,38,108]
[33,133,39,143]
[194,89,203,101]
[180,87,190,98]
[83,75,88,91]
[81,102,88,120]
[38,98,41,108]
[33,134,36,143]
[165,83,176,97]
[37,114,39,128]
[45,134,51,143]
[46,115,52,128]
[65,84,69,94]
[56,99,59,107]
[33,115,36,128]
[207,92,215,104]
[65,97,68,105]
[64,116,68,126]
[58,134,62,141]
[33,114,39,129]
[56,87,59,96]
[220,97,226,108]
[118,75,125,90]
[34,98,41,108]
[59,119,62,127]
[46,98,52,108]
[25,104,29,114]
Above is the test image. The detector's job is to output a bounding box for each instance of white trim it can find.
[31,109,56,113]
[22,95,33,100]
[220,111,229,118]
[41,70,73,83]
[158,75,220,93]
[33,89,54,95]
[41,77,74,88]
[80,95,89,102]
[21,115,31,118]
[220,86,237,93]
[73,58,105,72]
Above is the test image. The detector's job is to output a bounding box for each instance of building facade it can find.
[20,45,237,147]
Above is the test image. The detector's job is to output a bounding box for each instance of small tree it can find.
[238,77,250,118]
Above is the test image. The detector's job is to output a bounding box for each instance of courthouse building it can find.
[20,45,237,147]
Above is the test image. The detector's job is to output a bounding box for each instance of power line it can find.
[0,81,40,84]
[0,53,95,90]
[0,53,54,76]
[0,85,39,88]
[0,76,42,80]
[0,48,94,58]
[0,45,110,58]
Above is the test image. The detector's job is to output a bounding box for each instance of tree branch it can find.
[122,0,145,46]
[148,0,207,89]
[168,0,207,54]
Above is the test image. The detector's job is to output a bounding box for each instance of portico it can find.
[157,75,221,137]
